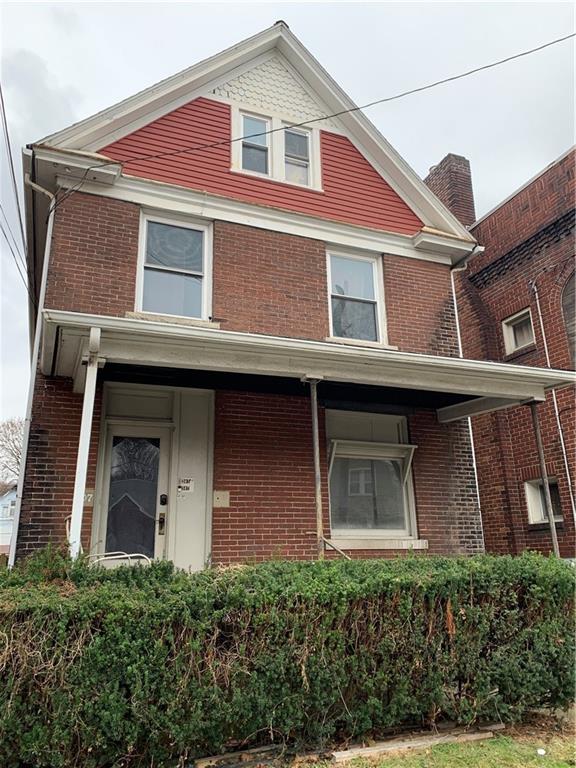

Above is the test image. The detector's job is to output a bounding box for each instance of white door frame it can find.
[94,423,172,559]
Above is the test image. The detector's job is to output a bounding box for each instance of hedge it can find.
[0,550,574,767]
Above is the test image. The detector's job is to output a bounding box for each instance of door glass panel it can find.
[105,436,160,557]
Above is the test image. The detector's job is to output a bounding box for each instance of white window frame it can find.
[328,439,417,539]
[524,478,563,524]
[502,308,535,354]
[231,106,322,190]
[326,249,387,345]
[238,111,271,177]
[136,211,213,322]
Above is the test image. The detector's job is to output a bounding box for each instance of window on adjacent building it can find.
[524,478,563,524]
[329,253,381,342]
[502,309,535,354]
[284,127,310,185]
[241,114,270,175]
[562,272,575,364]
[141,218,209,319]
[329,441,416,537]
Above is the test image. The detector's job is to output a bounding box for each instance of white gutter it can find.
[42,309,575,392]
[9,173,55,567]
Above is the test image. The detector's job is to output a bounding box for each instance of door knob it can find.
[158,511,166,535]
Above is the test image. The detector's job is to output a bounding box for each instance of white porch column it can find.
[303,376,325,560]
[69,328,101,559]
[528,401,560,557]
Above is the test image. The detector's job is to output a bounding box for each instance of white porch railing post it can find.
[69,328,101,559]
[304,377,325,560]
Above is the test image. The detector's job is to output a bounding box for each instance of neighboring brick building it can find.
[427,149,575,557]
[11,24,572,567]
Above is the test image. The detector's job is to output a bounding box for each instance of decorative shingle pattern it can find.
[212,55,336,127]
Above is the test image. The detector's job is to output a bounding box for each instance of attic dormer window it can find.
[232,107,321,190]
[241,114,270,175]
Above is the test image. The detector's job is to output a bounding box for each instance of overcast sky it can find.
[0,1,574,420]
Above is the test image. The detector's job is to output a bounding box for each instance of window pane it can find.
[243,116,268,146]
[242,144,268,174]
[105,436,160,557]
[538,482,563,520]
[146,222,203,272]
[330,457,406,531]
[332,297,378,341]
[331,255,375,300]
[512,317,534,348]
[285,130,309,160]
[143,268,202,318]
[285,160,309,185]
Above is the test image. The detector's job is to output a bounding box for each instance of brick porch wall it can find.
[211,390,483,564]
[15,373,102,560]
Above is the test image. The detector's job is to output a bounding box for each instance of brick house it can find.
[11,23,573,568]
[426,149,575,557]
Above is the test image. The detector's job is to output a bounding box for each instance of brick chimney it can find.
[424,154,476,228]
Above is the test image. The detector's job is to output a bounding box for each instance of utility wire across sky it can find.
[1,30,574,295]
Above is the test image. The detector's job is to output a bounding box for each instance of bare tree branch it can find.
[0,417,23,483]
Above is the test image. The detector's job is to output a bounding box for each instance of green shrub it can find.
[0,551,574,767]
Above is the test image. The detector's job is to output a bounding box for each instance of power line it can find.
[0,82,27,254]
[0,218,35,305]
[46,31,576,216]
[0,203,26,272]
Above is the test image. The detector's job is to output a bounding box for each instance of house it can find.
[0,484,17,556]
[426,150,575,557]
[10,23,574,569]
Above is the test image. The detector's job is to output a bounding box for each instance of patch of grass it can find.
[344,731,575,768]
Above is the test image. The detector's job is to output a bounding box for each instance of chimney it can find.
[424,154,476,228]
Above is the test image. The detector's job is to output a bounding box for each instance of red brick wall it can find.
[46,192,141,316]
[211,221,329,340]
[47,193,458,355]
[456,149,575,555]
[211,391,483,564]
[16,373,102,559]
[384,255,458,356]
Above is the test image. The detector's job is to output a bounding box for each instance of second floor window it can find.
[329,253,382,342]
[141,218,208,319]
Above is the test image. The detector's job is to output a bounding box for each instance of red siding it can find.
[101,97,423,236]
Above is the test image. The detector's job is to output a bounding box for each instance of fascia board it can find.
[43,310,576,398]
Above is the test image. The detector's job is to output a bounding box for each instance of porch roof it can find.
[41,309,575,423]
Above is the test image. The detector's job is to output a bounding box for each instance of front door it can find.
[101,426,171,559]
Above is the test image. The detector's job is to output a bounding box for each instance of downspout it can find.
[8,165,55,566]
[450,247,484,547]
[529,278,576,525]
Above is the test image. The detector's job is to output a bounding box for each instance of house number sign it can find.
[177,478,194,498]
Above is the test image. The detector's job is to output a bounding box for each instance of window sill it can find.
[229,166,324,193]
[504,343,537,361]
[326,336,398,351]
[126,311,220,329]
[328,538,428,551]
[528,520,564,531]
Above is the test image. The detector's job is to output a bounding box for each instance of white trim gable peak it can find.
[33,21,474,242]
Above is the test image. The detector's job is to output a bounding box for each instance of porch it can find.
[14,309,574,567]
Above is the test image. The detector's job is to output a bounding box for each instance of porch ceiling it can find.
[41,310,575,422]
